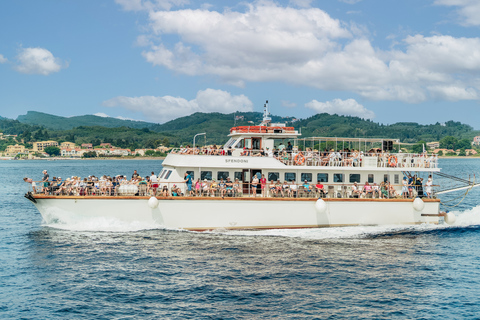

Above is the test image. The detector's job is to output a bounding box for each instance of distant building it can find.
[5,144,26,156]
[466,149,478,156]
[60,141,76,149]
[32,140,58,152]
[60,148,83,157]
[426,141,440,149]
[100,143,112,148]
[433,148,455,154]
[235,115,245,121]
[81,143,93,149]
[473,136,480,146]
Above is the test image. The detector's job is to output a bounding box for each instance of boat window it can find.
[159,170,166,179]
[384,174,389,182]
[285,172,296,182]
[368,174,374,183]
[201,171,212,180]
[234,139,244,149]
[252,138,261,150]
[333,173,344,183]
[244,138,252,149]
[165,170,173,179]
[234,172,243,182]
[301,173,312,182]
[394,174,399,185]
[217,171,229,180]
[317,173,328,182]
[186,171,194,180]
[268,172,279,181]
[349,174,361,183]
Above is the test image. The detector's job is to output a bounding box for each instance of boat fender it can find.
[315,199,327,214]
[148,196,159,209]
[444,211,456,225]
[413,197,425,211]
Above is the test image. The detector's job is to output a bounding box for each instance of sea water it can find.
[1,159,480,319]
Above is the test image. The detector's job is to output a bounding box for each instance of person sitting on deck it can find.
[201,179,210,196]
[210,180,218,197]
[290,180,298,198]
[351,182,361,198]
[171,184,182,196]
[225,178,234,197]
[387,181,398,198]
[380,182,389,199]
[303,180,311,195]
[269,180,276,196]
[372,182,380,199]
[161,185,169,197]
[282,181,290,197]
[275,180,282,196]
[315,181,325,197]
[218,179,227,197]
[233,178,241,196]
[362,181,373,198]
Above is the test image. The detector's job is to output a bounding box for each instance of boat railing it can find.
[26,179,439,200]
[169,148,438,169]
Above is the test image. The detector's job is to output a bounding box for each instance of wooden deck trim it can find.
[32,195,441,203]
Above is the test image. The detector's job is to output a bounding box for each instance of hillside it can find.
[1,111,479,151]
[17,111,155,130]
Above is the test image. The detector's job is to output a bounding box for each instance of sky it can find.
[1,0,480,128]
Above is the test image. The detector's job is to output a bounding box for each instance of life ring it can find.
[388,155,398,167]
[294,153,305,165]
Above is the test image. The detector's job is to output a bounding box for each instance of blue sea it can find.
[2,159,480,319]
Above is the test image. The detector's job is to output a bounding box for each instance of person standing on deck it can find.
[184,172,193,196]
[150,172,159,196]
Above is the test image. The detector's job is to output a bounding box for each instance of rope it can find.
[439,175,475,208]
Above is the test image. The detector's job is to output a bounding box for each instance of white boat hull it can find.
[32,196,441,231]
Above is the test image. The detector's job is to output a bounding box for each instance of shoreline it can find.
[2,155,480,161]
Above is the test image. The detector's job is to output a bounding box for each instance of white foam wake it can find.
[451,205,480,226]
[44,216,166,233]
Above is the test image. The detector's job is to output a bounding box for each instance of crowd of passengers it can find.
[174,143,437,168]
[25,170,434,199]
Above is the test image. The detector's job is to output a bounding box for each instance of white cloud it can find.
[102,89,253,123]
[126,2,480,104]
[434,0,480,26]
[14,47,66,75]
[305,98,375,119]
[94,113,110,118]
[0,54,7,63]
[289,0,313,8]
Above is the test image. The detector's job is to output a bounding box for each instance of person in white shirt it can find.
[289,181,298,198]
[150,171,159,195]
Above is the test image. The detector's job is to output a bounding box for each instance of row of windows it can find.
[178,170,399,184]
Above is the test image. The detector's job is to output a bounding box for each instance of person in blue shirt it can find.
[184,172,193,196]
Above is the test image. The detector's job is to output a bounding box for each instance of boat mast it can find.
[260,100,272,127]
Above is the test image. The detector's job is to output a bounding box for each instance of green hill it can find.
[17,111,155,130]
[2,111,479,151]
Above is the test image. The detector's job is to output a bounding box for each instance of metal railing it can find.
[25,180,437,200]
[169,148,438,169]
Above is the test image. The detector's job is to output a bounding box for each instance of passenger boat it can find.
[26,102,471,231]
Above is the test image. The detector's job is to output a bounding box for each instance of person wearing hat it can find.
[425,175,433,199]
[402,176,409,199]
[201,178,209,196]
[41,170,50,194]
